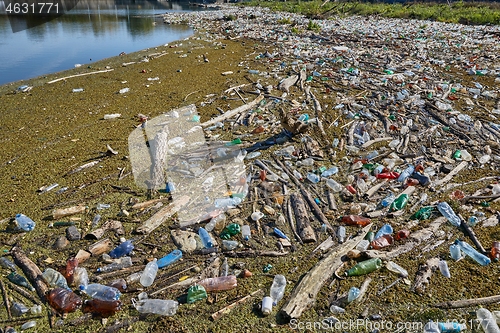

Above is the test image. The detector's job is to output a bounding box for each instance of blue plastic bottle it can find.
[380,192,396,207]
[397,165,414,182]
[198,227,213,248]
[455,239,490,266]
[375,224,393,240]
[80,283,121,301]
[273,228,289,240]
[157,250,183,269]
[109,240,134,259]
[437,202,461,227]
[15,214,36,232]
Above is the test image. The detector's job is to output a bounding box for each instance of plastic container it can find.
[222,240,239,250]
[374,224,393,240]
[326,179,343,192]
[132,296,178,316]
[7,272,34,291]
[337,226,346,243]
[251,211,264,222]
[82,299,122,318]
[477,308,500,333]
[198,275,237,292]
[241,225,251,241]
[198,227,213,248]
[0,257,17,271]
[140,259,158,287]
[455,240,491,266]
[187,285,207,304]
[270,274,287,305]
[386,261,408,277]
[261,296,273,316]
[47,288,82,314]
[342,215,371,227]
[103,113,121,120]
[449,244,463,261]
[306,173,320,183]
[356,239,370,251]
[214,197,241,209]
[109,240,134,259]
[14,214,35,231]
[97,256,133,273]
[81,283,121,301]
[437,202,461,227]
[346,258,382,276]
[371,235,394,250]
[438,260,451,278]
[273,227,288,240]
[157,249,183,269]
[119,88,129,94]
[321,167,339,177]
[347,287,360,303]
[220,223,241,239]
[397,165,414,182]
[43,268,70,290]
[205,214,226,232]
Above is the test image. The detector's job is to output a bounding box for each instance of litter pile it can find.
[1,4,500,333]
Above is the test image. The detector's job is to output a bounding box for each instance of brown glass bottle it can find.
[64,258,79,285]
[47,288,82,314]
[489,241,500,262]
[370,235,394,250]
[395,229,410,241]
[341,215,371,227]
[82,299,122,318]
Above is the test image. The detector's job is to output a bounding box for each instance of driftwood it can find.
[11,245,50,302]
[47,69,114,84]
[412,257,439,295]
[291,193,317,243]
[365,180,387,198]
[280,224,371,320]
[201,95,264,127]
[65,159,101,176]
[136,195,190,233]
[284,195,303,245]
[460,218,487,254]
[99,317,140,333]
[224,250,288,258]
[356,277,372,303]
[434,294,500,309]
[278,107,309,134]
[432,161,468,189]
[86,220,124,240]
[211,289,263,321]
[131,198,170,210]
[0,280,12,320]
[361,137,393,149]
[305,86,327,137]
[327,189,338,210]
[278,74,298,93]
[7,281,41,304]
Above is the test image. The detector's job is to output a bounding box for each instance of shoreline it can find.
[0,4,500,333]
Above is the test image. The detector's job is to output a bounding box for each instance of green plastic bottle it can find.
[7,272,34,291]
[364,231,375,242]
[225,138,242,146]
[220,223,241,240]
[187,285,207,304]
[453,150,461,159]
[346,258,382,277]
[390,194,409,211]
[411,206,434,220]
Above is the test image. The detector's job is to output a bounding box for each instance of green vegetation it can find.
[244,0,500,25]
[307,19,321,31]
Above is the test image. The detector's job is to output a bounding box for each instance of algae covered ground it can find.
[1,7,500,333]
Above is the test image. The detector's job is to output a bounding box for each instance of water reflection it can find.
[0,0,203,85]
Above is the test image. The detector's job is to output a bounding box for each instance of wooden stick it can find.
[11,245,50,302]
[291,193,317,243]
[47,69,114,84]
[461,194,500,204]
[460,217,487,254]
[361,137,393,149]
[0,280,12,320]
[211,289,263,321]
[201,95,263,127]
[432,161,468,188]
[434,294,500,309]
[7,281,41,304]
[224,250,288,258]
[280,224,371,320]
[356,277,372,302]
[137,195,190,233]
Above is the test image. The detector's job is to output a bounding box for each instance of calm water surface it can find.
[0,1,207,86]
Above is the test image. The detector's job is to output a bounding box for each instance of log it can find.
[434,294,500,309]
[47,69,114,84]
[280,224,372,320]
[11,245,50,302]
[291,193,317,243]
[412,257,439,295]
[201,95,264,127]
[136,195,190,234]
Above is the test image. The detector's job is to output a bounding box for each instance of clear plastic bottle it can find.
[449,244,463,261]
[241,225,251,241]
[321,167,339,177]
[14,214,36,232]
[222,240,239,250]
[140,259,158,287]
[438,260,451,278]
[397,165,414,182]
[198,227,213,248]
[380,192,396,208]
[337,226,346,243]
[109,240,134,259]
[132,295,178,316]
[270,275,286,305]
[437,202,461,227]
[73,267,89,289]
[356,239,370,251]
[477,308,500,333]
[386,261,408,277]
[81,283,121,301]
[20,321,36,330]
[306,173,320,183]
[296,158,314,166]
[375,224,393,240]
[214,197,241,209]
[456,239,491,266]
[205,213,226,232]
[11,302,30,316]
[126,272,142,285]
[91,214,101,229]
[0,257,17,271]
[251,211,264,222]
[221,258,229,277]
[97,257,133,273]
[326,178,343,192]
[292,170,303,181]
[42,268,70,290]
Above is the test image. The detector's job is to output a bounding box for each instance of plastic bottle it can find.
[261,296,273,316]
[7,272,34,291]
[273,228,288,240]
[11,302,30,316]
[410,172,430,186]
[347,287,360,303]
[187,285,207,304]
[370,235,394,250]
[91,214,101,229]
[356,240,370,251]
[198,227,213,248]
[321,167,339,177]
[342,215,371,227]
[214,197,241,209]
[14,214,36,232]
[0,257,17,271]
[132,296,178,316]
[455,240,491,266]
[81,283,121,301]
[297,157,314,166]
[389,194,409,211]
[126,272,142,285]
[108,278,127,292]
[490,241,500,262]
[293,170,304,181]
[337,226,346,243]
[477,308,500,333]
[221,257,229,277]
[438,260,451,278]
[109,240,134,259]
[119,87,129,94]
[140,259,158,287]
[306,173,320,183]
[375,224,393,240]
[43,268,70,290]
[330,305,345,314]
[449,244,463,261]
[64,258,79,286]
[20,321,36,330]
[424,321,440,333]
[205,214,226,232]
[73,267,89,289]
[326,178,343,192]
[397,165,414,182]
[386,261,408,277]
[251,211,264,221]
[395,229,410,240]
[47,288,82,314]
[157,249,183,269]
[220,223,241,240]
[198,275,237,292]
[380,192,396,208]
[241,225,251,241]
[437,202,461,227]
[346,258,382,276]
[270,274,287,305]
[82,299,122,318]
[222,240,239,250]
[97,256,133,273]
[438,322,466,332]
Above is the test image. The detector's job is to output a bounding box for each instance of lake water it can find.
[0,1,208,86]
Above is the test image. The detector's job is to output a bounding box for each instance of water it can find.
[0,1,209,86]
